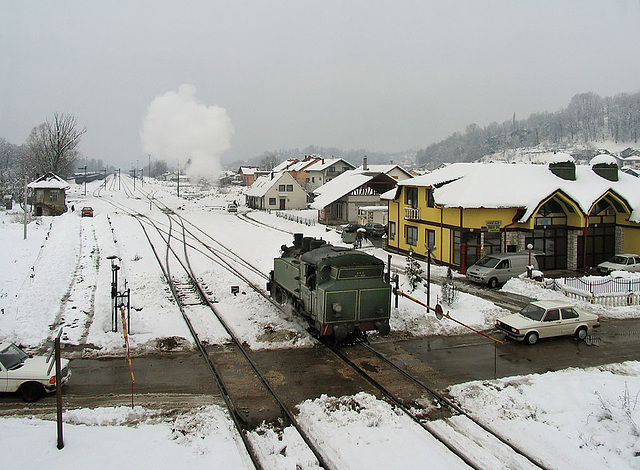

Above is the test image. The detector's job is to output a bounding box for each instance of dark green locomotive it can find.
[268,233,391,342]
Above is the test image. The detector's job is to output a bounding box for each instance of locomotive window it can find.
[306,265,317,289]
[338,266,383,279]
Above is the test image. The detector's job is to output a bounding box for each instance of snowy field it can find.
[2,177,639,468]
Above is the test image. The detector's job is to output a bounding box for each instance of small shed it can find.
[27,172,70,216]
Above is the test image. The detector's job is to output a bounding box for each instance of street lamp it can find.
[425,244,437,307]
[527,243,534,278]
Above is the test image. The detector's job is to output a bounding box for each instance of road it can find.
[3,316,639,418]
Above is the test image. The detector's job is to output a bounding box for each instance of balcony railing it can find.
[404,207,420,220]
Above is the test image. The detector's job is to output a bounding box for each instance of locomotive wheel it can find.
[274,286,286,304]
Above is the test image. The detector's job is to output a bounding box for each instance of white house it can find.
[245,172,307,210]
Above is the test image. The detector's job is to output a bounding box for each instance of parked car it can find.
[495,300,600,345]
[81,206,93,217]
[227,202,238,213]
[0,342,71,401]
[597,254,640,275]
[364,222,387,237]
[466,252,540,288]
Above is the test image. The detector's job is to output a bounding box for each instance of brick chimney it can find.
[363,156,368,171]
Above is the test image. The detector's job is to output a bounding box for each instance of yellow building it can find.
[383,155,640,273]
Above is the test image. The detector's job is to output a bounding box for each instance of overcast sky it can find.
[2,1,639,171]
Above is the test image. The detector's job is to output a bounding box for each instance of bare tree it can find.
[260,153,279,171]
[25,113,86,178]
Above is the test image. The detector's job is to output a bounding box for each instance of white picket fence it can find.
[544,276,640,307]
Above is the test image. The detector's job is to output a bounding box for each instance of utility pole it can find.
[23,174,28,240]
[78,165,87,196]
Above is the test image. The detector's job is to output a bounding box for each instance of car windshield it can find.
[608,255,627,264]
[475,256,500,268]
[0,344,29,370]
[519,304,546,321]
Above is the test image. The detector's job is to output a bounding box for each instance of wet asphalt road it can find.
[2,317,638,418]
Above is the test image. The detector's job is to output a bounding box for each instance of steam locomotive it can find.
[268,233,391,343]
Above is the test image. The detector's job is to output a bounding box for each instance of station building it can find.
[382,154,640,273]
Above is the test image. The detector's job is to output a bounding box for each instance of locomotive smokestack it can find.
[293,233,304,248]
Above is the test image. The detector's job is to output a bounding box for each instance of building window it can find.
[329,167,335,173]
[268,198,276,206]
[405,187,418,208]
[389,222,396,241]
[425,229,435,249]
[336,203,344,220]
[49,190,59,202]
[278,184,285,191]
[286,184,293,191]
[426,188,435,207]
[406,225,418,246]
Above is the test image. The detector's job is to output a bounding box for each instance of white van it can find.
[465,252,539,288]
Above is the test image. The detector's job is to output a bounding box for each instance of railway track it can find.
[96,176,549,468]
[329,342,549,469]
[134,207,332,470]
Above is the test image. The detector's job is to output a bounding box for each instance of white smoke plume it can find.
[140,84,234,181]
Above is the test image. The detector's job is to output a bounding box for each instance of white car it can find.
[597,254,640,275]
[0,342,71,401]
[495,300,600,345]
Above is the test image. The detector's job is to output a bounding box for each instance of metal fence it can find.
[545,276,640,306]
[273,211,316,226]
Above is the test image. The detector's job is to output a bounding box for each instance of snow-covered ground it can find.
[2,177,639,468]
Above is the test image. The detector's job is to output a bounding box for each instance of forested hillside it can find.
[416,91,640,168]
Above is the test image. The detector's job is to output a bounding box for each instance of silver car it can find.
[495,300,600,345]
[597,254,640,275]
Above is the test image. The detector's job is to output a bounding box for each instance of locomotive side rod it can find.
[394,289,504,344]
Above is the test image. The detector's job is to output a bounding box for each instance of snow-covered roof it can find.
[386,162,640,223]
[239,166,259,175]
[311,171,374,209]
[288,159,317,172]
[245,172,301,197]
[305,158,353,172]
[272,159,300,172]
[590,153,617,166]
[548,152,575,164]
[354,164,411,178]
[27,172,70,190]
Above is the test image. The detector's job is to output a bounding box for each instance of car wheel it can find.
[488,277,499,289]
[525,332,539,345]
[575,326,588,341]
[20,382,44,402]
